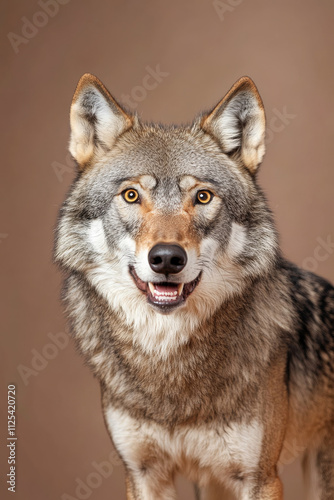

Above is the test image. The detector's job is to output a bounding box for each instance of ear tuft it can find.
[201,77,266,174]
[69,73,133,167]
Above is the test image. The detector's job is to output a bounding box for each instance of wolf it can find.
[54,73,334,500]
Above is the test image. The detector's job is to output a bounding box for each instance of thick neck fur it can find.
[64,263,292,426]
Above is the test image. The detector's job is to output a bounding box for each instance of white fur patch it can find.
[227,223,247,259]
[139,175,157,190]
[215,96,245,152]
[198,236,220,268]
[196,234,245,311]
[179,175,198,191]
[89,219,109,254]
[105,406,263,490]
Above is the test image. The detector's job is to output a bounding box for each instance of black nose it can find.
[148,244,187,274]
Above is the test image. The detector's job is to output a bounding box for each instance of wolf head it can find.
[55,74,278,353]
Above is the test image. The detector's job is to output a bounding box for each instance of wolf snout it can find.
[148,244,187,274]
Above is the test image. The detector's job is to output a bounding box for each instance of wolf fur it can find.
[54,74,334,499]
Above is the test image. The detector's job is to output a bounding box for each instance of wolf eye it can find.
[196,190,213,204]
[122,189,139,203]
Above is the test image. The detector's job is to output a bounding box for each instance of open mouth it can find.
[129,266,201,311]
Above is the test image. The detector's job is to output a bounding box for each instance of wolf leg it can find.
[303,437,334,500]
[125,468,177,500]
[234,476,283,500]
[125,472,136,500]
[196,476,282,500]
[253,477,283,500]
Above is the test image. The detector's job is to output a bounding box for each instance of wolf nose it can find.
[148,244,187,274]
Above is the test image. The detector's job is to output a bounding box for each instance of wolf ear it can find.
[69,73,133,167]
[201,77,266,174]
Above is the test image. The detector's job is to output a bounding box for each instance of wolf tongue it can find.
[154,284,178,294]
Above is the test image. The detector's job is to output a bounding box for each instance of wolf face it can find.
[55,74,278,354]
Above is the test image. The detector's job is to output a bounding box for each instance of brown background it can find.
[1,0,334,499]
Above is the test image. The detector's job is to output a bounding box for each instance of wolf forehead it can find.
[92,126,240,180]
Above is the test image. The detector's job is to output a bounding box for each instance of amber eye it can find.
[196,190,213,204]
[122,189,139,203]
